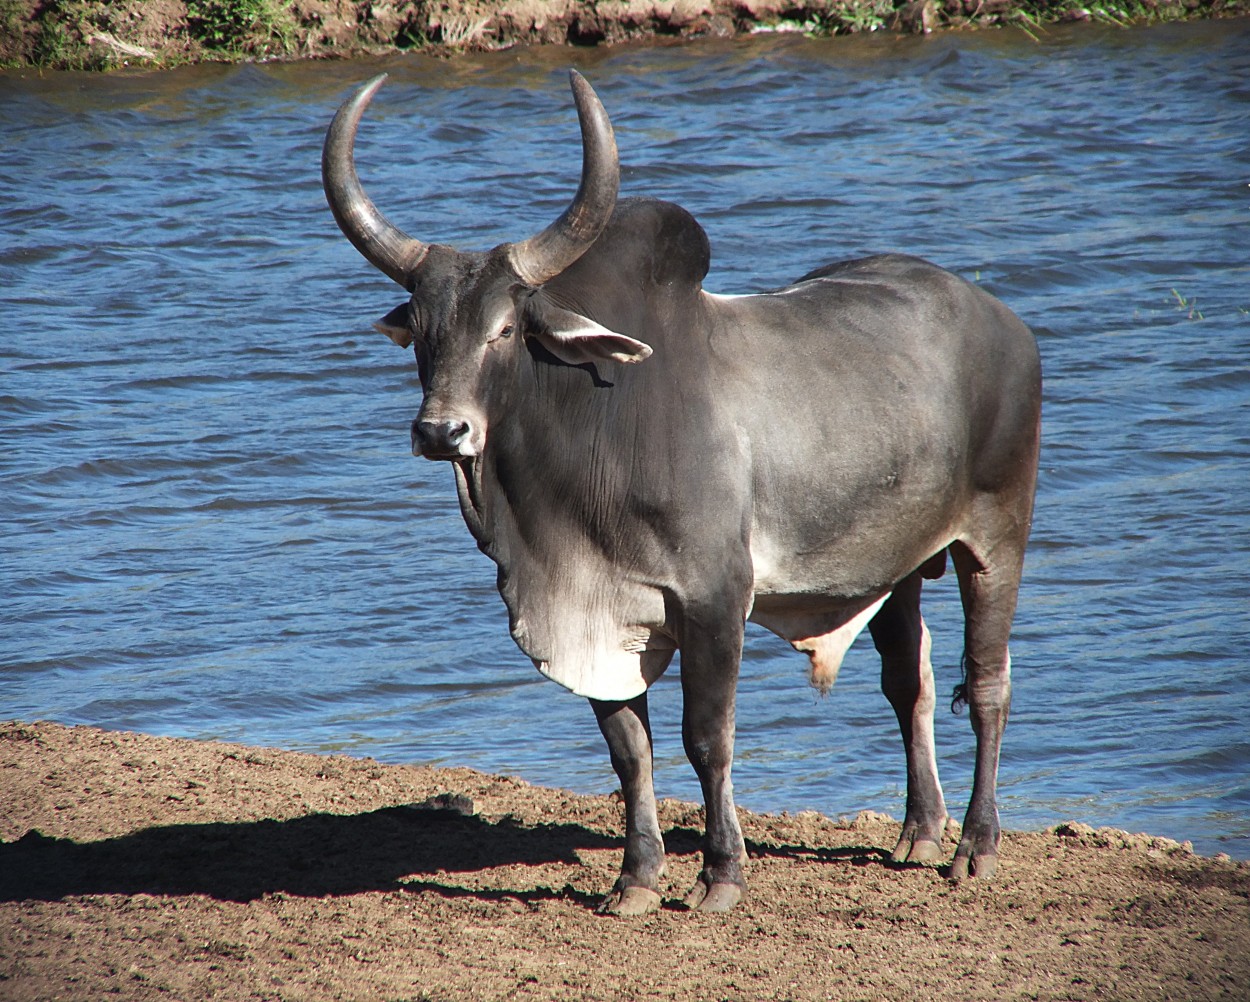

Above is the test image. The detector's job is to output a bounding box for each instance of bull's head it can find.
[322,72,652,461]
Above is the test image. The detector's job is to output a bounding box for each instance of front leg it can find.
[591,694,666,915]
[678,616,748,912]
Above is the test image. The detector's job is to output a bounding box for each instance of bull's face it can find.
[323,73,651,463]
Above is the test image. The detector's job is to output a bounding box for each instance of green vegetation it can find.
[186,0,296,56]
[761,0,896,35]
[0,0,95,70]
[0,0,296,70]
[0,0,166,70]
[1014,0,1205,29]
[756,0,1223,37]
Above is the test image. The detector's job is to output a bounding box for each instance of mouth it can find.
[412,436,480,462]
[417,448,465,462]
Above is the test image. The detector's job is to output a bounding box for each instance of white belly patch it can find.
[749,593,891,695]
[789,596,888,694]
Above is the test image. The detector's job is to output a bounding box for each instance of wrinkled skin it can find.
[322,73,1041,913]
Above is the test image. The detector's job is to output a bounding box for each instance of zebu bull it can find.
[322,71,1041,914]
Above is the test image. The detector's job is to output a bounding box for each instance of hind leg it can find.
[869,572,948,864]
[948,536,1025,880]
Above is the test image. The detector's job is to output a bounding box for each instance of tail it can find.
[950,652,968,713]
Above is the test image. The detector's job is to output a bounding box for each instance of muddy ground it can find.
[1,720,1247,1000]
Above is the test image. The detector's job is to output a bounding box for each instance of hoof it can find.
[891,837,944,865]
[949,846,998,881]
[682,881,743,913]
[597,885,662,916]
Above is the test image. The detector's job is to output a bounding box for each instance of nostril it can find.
[419,419,468,444]
[442,419,470,444]
[413,417,472,457]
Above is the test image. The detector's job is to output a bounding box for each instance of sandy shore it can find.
[2,719,1247,1000]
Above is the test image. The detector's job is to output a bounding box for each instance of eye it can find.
[498,322,514,339]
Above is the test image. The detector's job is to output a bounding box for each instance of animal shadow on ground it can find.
[746,837,895,873]
[0,806,620,906]
[1,807,898,908]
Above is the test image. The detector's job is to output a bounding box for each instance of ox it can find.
[322,72,1041,914]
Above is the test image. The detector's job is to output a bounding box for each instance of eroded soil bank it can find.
[3,0,1248,70]
[1,720,1247,1000]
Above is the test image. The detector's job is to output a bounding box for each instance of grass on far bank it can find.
[1,0,1245,72]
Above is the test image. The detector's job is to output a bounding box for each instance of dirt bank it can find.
[2,0,1248,70]
[1,720,1247,1000]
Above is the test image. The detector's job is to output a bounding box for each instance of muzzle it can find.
[411,415,478,460]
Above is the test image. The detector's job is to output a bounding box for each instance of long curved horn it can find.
[322,74,428,288]
[508,71,620,287]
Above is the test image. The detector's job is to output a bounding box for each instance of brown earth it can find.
[1,720,1247,1001]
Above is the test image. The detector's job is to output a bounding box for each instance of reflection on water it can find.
[2,21,1248,857]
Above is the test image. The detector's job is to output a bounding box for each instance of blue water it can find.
[2,20,1248,858]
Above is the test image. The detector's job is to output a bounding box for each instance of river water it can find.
[3,21,1248,858]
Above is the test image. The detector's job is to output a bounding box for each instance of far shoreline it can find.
[2,0,1248,72]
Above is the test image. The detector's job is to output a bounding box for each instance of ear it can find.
[372,301,412,348]
[530,305,652,366]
